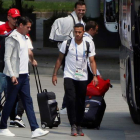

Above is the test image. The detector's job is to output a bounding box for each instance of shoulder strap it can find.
[70,14,76,25]
[65,39,72,56]
[85,41,90,58]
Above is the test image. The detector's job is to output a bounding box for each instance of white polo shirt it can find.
[15,30,32,74]
[60,37,96,81]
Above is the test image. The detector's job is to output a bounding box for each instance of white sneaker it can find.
[0,129,15,136]
[60,108,67,114]
[31,128,49,138]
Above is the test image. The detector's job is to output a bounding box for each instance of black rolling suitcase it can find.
[33,66,60,129]
[82,96,106,129]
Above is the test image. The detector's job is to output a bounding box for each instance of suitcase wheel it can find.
[41,123,47,129]
[49,126,52,129]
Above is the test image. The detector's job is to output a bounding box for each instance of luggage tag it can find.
[75,68,84,79]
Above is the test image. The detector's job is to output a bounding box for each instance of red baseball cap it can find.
[8,8,21,18]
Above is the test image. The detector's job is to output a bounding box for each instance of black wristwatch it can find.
[93,74,97,77]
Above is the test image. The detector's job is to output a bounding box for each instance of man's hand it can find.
[93,76,98,86]
[52,75,57,86]
[11,76,18,85]
[31,59,37,66]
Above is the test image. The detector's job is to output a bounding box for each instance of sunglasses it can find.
[11,17,19,20]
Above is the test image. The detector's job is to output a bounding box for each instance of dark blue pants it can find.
[0,74,39,131]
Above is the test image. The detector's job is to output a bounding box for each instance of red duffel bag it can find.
[86,76,111,97]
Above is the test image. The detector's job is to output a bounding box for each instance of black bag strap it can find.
[85,41,90,58]
[65,39,72,57]
[70,14,76,25]
[32,66,42,93]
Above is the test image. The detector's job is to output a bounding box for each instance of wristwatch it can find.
[93,74,97,77]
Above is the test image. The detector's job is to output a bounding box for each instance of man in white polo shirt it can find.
[52,23,98,136]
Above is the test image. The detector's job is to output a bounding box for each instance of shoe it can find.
[0,129,15,136]
[71,124,77,136]
[77,126,84,136]
[60,108,67,114]
[9,120,18,127]
[31,128,49,138]
[15,115,26,128]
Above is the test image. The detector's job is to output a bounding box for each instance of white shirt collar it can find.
[83,32,93,40]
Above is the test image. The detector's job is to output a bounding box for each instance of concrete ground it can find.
[0,75,140,140]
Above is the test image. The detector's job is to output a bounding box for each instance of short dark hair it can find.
[75,1,86,8]
[74,23,84,30]
[16,16,33,27]
[85,21,98,31]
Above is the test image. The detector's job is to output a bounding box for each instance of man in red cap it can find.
[0,8,37,128]
[0,8,20,35]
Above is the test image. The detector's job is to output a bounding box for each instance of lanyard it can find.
[75,41,86,69]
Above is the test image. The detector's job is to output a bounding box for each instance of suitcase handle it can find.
[32,66,42,93]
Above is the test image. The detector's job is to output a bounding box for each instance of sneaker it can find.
[15,115,26,128]
[71,124,77,136]
[77,126,84,136]
[9,120,18,127]
[60,108,67,114]
[31,128,49,138]
[0,129,15,136]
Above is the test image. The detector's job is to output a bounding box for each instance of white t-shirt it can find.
[15,30,30,74]
[60,37,96,81]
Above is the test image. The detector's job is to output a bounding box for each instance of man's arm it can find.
[52,52,64,86]
[28,49,37,66]
[4,38,18,85]
[89,56,98,86]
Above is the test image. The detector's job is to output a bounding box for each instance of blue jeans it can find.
[0,74,39,131]
[0,73,7,99]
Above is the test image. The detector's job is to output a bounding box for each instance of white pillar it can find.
[85,0,101,18]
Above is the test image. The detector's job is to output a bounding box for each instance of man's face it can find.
[74,5,86,20]
[8,16,19,27]
[91,25,99,37]
[74,27,84,41]
[20,22,32,35]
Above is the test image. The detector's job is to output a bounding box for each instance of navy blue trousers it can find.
[0,74,39,131]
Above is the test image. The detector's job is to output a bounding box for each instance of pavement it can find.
[1,75,140,140]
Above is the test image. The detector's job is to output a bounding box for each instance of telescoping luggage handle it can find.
[32,66,43,93]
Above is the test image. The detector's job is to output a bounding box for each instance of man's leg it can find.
[18,74,39,131]
[0,76,19,129]
[64,78,77,136]
[14,95,25,128]
[75,80,87,136]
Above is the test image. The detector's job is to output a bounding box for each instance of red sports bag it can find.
[86,76,111,97]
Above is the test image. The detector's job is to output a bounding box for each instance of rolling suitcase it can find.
[82,96,106,129]
[33,66,60,129]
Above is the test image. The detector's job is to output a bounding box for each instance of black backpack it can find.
[0,35,9,72]
[61,39,90,71]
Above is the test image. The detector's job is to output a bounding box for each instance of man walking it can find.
[83,21,100,83]
[52,23,98,136]
[50,1,87,113]
[0,8,37,127]
[0,16,49,138]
